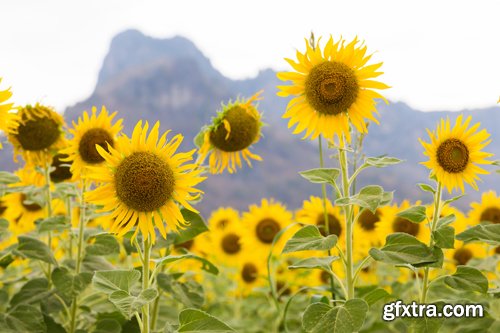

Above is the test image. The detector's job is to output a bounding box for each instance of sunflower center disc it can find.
[305,61,359,115]
[392,217,419,236]
[358,209,380,231]
[21,194,43,212]
[320,270,330,284]
[436,138,469,173]
[453,248,473,265]
[115,152,175,212]
[16,117,60,151]
[0,200,6,215]
[50,153,72,183]
[495,246,500,255]
[221,233,241,254]
[78,128,114,164]
[256,218,281,244]
[241,263,258,283]
[174,240,194,251]
[480,207,500,224]
[316,213,342,237]
[209,105,259,152]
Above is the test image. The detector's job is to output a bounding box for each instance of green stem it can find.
[318,136,337,301]
[420,181,443,303]
[142,237,152,333]
[43,160,54,285]
[339,142,354,299]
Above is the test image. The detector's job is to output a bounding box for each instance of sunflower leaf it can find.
[0,171,20,185]
[456,224,500,245]
[365,156,403,168]
[282,225,338,254]
[444,266,489,294]
[302,299,368,333]
[288,256,339,274]
[178,308,235,332]
[153,253,218,275]
[432,225,455,249]
[15,236,57,265]
[396,206,427,223]
[108,288,158,318]
[157,273,204,308]
[86,234,121,256]
[0,304,46,333]
[443,194,465,206]
[37,215,70,233]
[92,270,141,294]
[168,209,208,245]
[417,183,436,194]
[299,168,340,186]
[336,185,386,212]
[369,233,438,266]
[436,214,456,228]
[51,267,92,302]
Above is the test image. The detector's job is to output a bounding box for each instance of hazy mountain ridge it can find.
[2,29,499,214]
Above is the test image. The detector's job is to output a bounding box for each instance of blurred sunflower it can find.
[296,196,344,243]
[198,92,263,174]
[49,153,73,183]
[377,200,430,243]
[7,103,66,166]
[426,204,467,234]
[0,79,14,149]
[85,121,205,243]
[354,206,389,248]
[235,257,266,296]
[207,207,240,231]
[209,223,244,266]
[419,115,493,193]
[277,36,388,142]
[444,241,487,271]
[241,198,293,252]
[63,106,123,179]
[468,191,500,226]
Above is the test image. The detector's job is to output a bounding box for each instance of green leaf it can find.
[157,273,204,308]
[433,225,455,249]
[169,209,208,245]
[93,270,141,294]
[444,266,489,293]
[0,172,20,185]
[299,168,340,186]
[417,183,436,194]
[86,234,120,256]
[0,304,46,333]
[93,319,121,333]
[43,314,67,333]
[282,225,338,254]
[153,253,218,275]
[52,267,92,302]
[178,308,235,332]
[82,255,114,272]
[396,206,427,223]
[289,256,339,274]
[365,156,403,168]
[456,224,500,245]
[402,302,445,333]
[10,278,52,308]
[336,185,386,212]
[37,215,70,233]
[16,236,57,265]
[362,288,390,306]
[369,233,438,266]
[193,130,206,149]
[443,194,465,206]
[436,214,456,228]
[0,219,9,234]
[108,288,158,317]
[302,299,369,333]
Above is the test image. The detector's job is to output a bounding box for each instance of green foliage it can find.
[396,205,427,223]
[0,304,46,333]
[37,215,70,233]
[154,253,218,275]
[177,308,235,332]
[86,234,121,256]
[432,225,455,249]
[456,224,500,245]
[336,185,391,212]
[169,209,209,245]
[299,168,340,185]
[282,225,338,254]
[302,299,369,333]
[0,171,20,185]
[364,156,403,168]
[157,273,204,308]
[444,266,489,294]
[289,256,339,275]
[51,267,92,302]
[16,236,57,265]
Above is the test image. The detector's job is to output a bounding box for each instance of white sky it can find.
[1,0,500,112]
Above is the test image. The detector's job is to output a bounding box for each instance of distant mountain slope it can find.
[2,29,499,215]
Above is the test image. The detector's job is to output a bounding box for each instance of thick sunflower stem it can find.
[69,179,87,333]
[420,181,443,303]
[43,159,54,285]
[142,237,152,333]
[339,142,354,300]
[318,136,336,301]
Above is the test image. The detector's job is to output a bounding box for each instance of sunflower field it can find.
[0,33,500,333]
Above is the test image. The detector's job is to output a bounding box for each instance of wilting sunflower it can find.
[240,198,293,253]
[7,103,66,166]
[85,121,205,243]
[377,200,430,243]
[419,115,493,193]
[0,79,14,149]
[468,191,500,226]
[277,36,388,141]
[63,106,123,179]
[207,207,240,230]
[198,92,263,174]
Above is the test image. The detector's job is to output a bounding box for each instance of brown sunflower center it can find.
[50,153,73,183]
[0,200,6,216]
[221,233,241,254]
[436,138,469,173]
[256,218,281,244]
[453,248,473,265]
[358,209,380,231]
[241,263,258,283]
[480,207,500,224]
[217,218,229,229]
[304,61,359,116]
[320,270,330,284]
[115,152,175,212]
[16,117,60,151]
[78,128,114,164]
[316,213,342,237]
[392,217,419,236]
[209,105,259,152]
[21,194,43,212]
[495,246,500,255]
[174,240,194,251]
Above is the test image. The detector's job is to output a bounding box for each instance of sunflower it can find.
[419,115,493,193]
[444,241,487,273]
[240,198,293,253]
[7,103,66,166]
[0,79,14,149]
[277,36,388,142]
[49,153,73,183]
[198,92,263,174]
[208,223,245,267]
[426,204,467,234]
[235,255,267,296]
[63,106,123,179]
[85,121,206,243]
[207,207,240,231]
[354,205,390,249]
[377,200,430,243]
[468,191,500,227]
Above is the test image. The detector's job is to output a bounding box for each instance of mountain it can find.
[2,29,499,215]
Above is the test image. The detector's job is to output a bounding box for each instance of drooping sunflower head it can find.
[0,79,14,149]
[420,115,493,193]
[198,91,264,174]
[63,106,123,179]
[7,103,66,166]
[469,191,500,226]
[277,35,389,141]
[85,121,206,243]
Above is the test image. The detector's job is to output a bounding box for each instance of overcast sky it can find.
[2,0,500,112]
